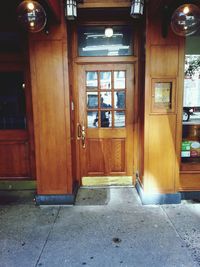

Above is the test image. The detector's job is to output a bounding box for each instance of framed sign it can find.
[151,79,176,113]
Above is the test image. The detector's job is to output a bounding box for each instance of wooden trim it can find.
[0,130,28,140]
[74,56,138,64]
[46,0,61,23]
[78,0,131,9]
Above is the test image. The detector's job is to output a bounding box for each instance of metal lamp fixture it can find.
[65,0,77,20]
[130,0,144,18]
[17,0,47,33]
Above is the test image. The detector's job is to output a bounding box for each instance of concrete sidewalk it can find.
[0,187,200,267]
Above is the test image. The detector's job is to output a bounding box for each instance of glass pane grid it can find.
[86,70,126,128]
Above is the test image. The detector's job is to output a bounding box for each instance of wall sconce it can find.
[130,0,144,18]
[17,1,47,33]
[171,4,200,36]
[65,0,77,20]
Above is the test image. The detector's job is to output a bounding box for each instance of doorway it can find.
[76,63,135,185]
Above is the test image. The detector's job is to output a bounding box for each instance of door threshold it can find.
[82,176,133,187]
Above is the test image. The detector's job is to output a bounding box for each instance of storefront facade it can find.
[0,0,199,204]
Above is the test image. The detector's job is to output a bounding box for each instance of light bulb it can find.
[105,27,113,38]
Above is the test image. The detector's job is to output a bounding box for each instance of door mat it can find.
[75,187,110,205]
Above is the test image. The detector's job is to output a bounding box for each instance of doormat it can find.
[82,176,133,187]
[75,187,110,205]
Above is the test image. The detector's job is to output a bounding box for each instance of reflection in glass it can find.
[78,25,133,57]
[181,52,200,164]
[114,111,125,127]
[87,92,98,109]
[86,71,98,90]
[100,72,111,89]
[114,91,125,108]
[0,72,26,129]
[114,71,125,89]
[87,111,98,128]
[100,92,112,108]
[100,111,112,128]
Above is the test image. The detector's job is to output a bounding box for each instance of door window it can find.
[86,70,126,128]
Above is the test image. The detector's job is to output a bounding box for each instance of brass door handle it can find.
[81,125,86,149]
[77,123,81,139]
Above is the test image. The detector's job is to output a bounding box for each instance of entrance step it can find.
[82,176,133,186]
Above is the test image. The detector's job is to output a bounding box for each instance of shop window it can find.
[181,36,200,166]
[0,72,26,129]
[78,25,133,57]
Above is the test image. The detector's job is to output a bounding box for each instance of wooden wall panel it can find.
[30,40,70,194]
[150,45,178,77]
[143,11,182,194]
[0,142,30,177]
[144,115,177,193]
[179,173,200,191]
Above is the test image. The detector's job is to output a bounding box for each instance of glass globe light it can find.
[105,27,113,38]
[17,1,47,33]
[171,4,200,36]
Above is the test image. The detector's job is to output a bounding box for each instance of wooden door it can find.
[77,64,134,184]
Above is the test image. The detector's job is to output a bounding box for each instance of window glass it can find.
[0,72,26,129]
[181,36,200,165]
[78,25,133,57]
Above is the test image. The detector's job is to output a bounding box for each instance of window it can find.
[78,25,133,57]
[86,70,126,128]
[181,36,200,166]
[0,72,26,129]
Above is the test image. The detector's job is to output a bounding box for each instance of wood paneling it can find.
[144,115,177,193]
[85,138,126,176]
[0,141,30,177]
[179,173,200,191]
[143,9,182,194]
[87,139,105,174]
[111,139,125,173]
[150,45,178,77]
[30,39,72,194]
[78,0,130,8]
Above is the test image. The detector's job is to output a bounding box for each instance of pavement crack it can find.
[34,207,61,267]
[161,206,183,240]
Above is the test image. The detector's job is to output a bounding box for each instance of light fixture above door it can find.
[65,0,83,20]
[130,0,144,18]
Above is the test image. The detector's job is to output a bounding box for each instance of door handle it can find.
[81,125,86,149]
[77,123,81,140]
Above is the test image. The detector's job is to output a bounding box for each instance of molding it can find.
[135,180,181,205]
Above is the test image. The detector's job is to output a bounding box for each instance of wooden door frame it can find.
[68,20,141,185]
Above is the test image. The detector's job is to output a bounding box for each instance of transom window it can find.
[86,70,126,128]
[78,25,133,57]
